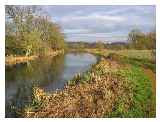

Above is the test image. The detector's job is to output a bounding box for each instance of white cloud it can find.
[65,32,128,42]
[58,13,126,23]
[63,28,91,34]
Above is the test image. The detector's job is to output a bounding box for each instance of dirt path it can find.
[143,68,156,96]
[143,68,156,117]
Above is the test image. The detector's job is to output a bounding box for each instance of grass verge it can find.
[107,65,155,117]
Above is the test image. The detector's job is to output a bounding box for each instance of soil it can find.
[143,68,156,117]
[143,68,156,96]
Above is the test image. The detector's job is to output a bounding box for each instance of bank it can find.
[17,53,155,117]
[5,50,64,66]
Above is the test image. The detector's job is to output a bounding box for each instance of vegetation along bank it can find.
[15,52,155,118]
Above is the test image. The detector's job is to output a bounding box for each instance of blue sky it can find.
[42,5,155,43]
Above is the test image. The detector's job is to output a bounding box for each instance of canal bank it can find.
[5,51,155,118]
[19,55,155,118]
[5,50,64,66]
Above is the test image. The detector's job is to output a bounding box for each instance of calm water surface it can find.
[5,53,97,117]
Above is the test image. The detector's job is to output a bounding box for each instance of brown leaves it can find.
[24,59,132,118]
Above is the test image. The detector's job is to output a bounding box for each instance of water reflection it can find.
[6,54,65,101]
[5,53,97,117]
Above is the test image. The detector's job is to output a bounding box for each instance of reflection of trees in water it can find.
[6,54,65,85]
[36,54,65,86]
[5,80,36,117]
[5,54,65,117]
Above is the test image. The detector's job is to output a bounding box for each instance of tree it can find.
[95,41,105,50]
[145,31,156,49]
[127,29,156,50]
[6,6,39,56]
[5,5,66,56]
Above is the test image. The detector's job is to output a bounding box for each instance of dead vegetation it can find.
[21,59,133,118]
[10,52,155,118]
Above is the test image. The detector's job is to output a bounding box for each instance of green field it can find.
[84,49,155,60]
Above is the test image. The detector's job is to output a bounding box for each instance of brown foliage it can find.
[23,59,132,118]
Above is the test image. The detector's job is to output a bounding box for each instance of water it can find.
[5,52,97,117]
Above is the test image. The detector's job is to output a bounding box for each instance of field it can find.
[13,49,156,118]
[84,49,155,61]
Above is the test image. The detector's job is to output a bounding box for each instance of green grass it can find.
[85,49,155,71]
[104,51,156,117]
[124,57,155,72]
[111,50,155,61]
[107,65,155,117]
[107,53,156,72]
[85,49,155,61]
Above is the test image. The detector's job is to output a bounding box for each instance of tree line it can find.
[67,29,156,50]
[127,29,156,50]
[5,6,66,56]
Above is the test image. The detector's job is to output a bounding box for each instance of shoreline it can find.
[21,55,155,117]
[22,58,123,117]
[5,50,64,66]
[6,50,156,117]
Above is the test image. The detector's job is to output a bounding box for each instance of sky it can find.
[42,5,156,43]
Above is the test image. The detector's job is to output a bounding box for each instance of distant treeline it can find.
[67,29,156,50]
[5,6,66,56]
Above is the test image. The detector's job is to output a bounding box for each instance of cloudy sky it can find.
[42,5,155,43]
